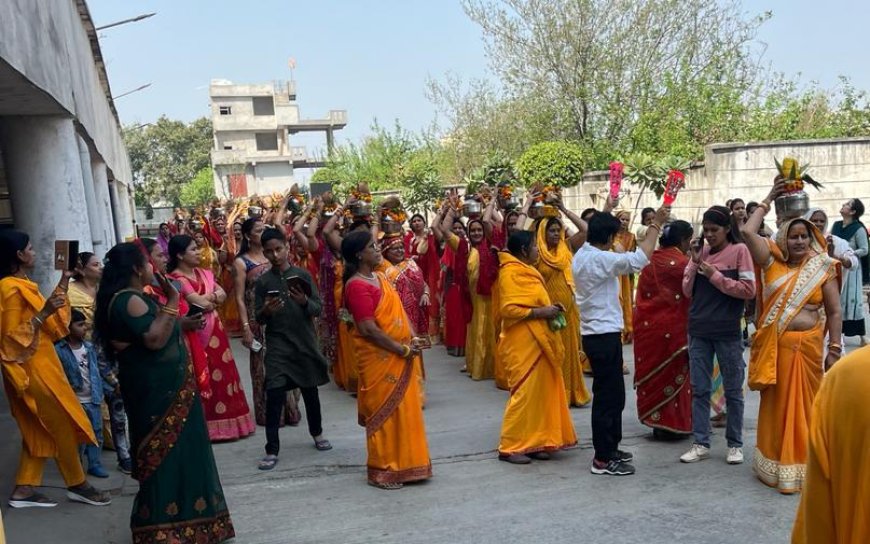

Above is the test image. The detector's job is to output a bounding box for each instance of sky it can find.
[89,0,870,157]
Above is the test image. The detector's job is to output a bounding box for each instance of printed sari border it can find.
[634,345,688,388]
[132,510,234,544]
[368,464,433,485]
[365,358,414,438]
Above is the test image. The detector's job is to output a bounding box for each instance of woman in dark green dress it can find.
[94,242,234,544]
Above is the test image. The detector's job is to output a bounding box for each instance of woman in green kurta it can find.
[95,242,234,544]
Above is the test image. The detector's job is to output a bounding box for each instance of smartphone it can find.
[286,275,312,297]
[54,240,80,271]
[187,304,206,317]
[266,290,281,298]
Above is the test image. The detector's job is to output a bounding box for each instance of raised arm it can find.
[304,199,323,252]
[637,206,669,259]
[321,205,345,252]
[292,210,312,252]
[558,201,588,252]
[742,178,785,266]
[482,195,497,241]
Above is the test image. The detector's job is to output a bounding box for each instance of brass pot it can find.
[248,206,263,218]
[774,191,810,220]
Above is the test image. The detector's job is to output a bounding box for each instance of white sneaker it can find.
[727,447,744,464]
[680,444,710,463]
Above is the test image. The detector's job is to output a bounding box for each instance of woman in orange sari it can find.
[0,230,109,508]
[742,180,842,494]
[341,230,431,490]
[497,231,578,464]
[614,210,637,345]
[633,221,694,438]
[535,205,591,407]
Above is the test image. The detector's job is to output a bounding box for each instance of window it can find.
[219,106,232,115]
[255,133,279,151]
[223,145,233,150]
[252,96,275,116]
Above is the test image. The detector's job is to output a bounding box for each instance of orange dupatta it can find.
[748,221,837,390]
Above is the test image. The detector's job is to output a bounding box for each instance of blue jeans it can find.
[79,402,104,471]
[688,336,745,448]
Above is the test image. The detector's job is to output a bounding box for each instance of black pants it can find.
[583,332,625,462]
[265,380,322,455]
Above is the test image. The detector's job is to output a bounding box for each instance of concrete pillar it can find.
[0,116,94,291]
[90,157,117,248]
[112,180,135,241]
[76,136,108,257]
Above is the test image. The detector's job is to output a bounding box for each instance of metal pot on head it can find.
[350,201,372,218]
[774,191,810,220]
[462,200,482,217]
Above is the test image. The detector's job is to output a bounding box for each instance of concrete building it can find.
[209,79,347,197]
[0,0,135,290]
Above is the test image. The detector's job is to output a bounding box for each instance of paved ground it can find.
[6,336,862,543]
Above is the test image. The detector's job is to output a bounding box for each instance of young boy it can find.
[55,309,114,478]
[254,227,331,470]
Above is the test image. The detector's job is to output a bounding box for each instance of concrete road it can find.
[4,336,835,544]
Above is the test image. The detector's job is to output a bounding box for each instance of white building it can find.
[0,0,136,290]
[209,79,347,197]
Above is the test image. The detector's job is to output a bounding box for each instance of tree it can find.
[179,167,216,207]
[462,0,769,150]
[124,116,213,206]
[516,141,587,187]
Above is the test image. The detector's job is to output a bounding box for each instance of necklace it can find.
[358,271,376,280]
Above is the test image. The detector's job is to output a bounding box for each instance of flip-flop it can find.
[258,455,278,470]
[314,439,333,451]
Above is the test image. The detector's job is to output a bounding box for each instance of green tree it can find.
[124,116,213,206]
[179,167,216,207]
[516,141,587,187]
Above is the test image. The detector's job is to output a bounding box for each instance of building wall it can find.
[560,137,870,229]
[0,0,132,186]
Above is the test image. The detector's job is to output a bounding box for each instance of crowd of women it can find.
[0,175,867,543]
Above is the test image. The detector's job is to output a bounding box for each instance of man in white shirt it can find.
[573,206,669,476]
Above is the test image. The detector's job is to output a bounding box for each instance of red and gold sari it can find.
[352,274,432,485]
[406,230,442,337]
[633,247,692,433]
[496,253,578,455]
[749,220,838,494]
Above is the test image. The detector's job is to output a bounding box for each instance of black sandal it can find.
[258,455,278,470]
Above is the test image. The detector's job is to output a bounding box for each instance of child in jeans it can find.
[55,309,114,478]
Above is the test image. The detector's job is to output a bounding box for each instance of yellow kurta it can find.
[0,276,95,487]
[536,221,590,407]
[497,253,577,455]
[351,274,431,484]
[792,346,870,543]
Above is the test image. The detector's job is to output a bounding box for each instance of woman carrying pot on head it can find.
[742,181,842,494]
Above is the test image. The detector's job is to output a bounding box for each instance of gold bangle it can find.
[161,307,179,316]
[33,315,44,326]
[758,201,771,214]
[401,345,411,358]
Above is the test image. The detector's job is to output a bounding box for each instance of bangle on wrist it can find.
[400,344,411,358]
[33,315,44,326]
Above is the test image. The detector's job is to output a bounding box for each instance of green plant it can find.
[179,167,216,207]
[515,140,587,187]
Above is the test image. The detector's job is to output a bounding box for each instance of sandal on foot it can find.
[67,484,111,506]
[368,481,403,490]
[498,454,532,465]
[9,492,57,508]
[314,438,333,451]
[258,455,278,470]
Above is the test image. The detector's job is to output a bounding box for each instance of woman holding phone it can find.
[168,235,254,442]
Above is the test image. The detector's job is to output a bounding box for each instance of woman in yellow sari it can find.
[341,230,431,489]
[535,206,591,407]
[742,181,842,494]
[438,207,496,380]
[497,231,578,464]
[614,210,637,345]
[0,230,110,508]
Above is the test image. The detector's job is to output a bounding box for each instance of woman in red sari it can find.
[169,235,255,442]
[433,203,472,358]
[404,214,441,338]
[383,233,430,335]
[633,220,694,439]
